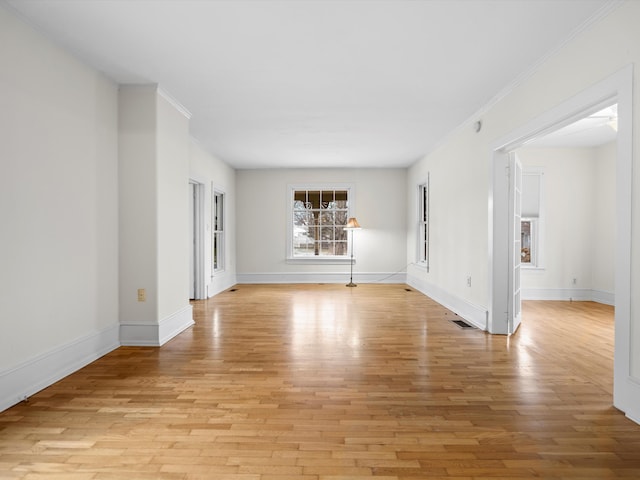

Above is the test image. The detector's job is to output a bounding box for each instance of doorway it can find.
[516,104,617,307]
[488,66,635,418]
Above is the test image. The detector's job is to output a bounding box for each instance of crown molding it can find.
[158,86,192,120]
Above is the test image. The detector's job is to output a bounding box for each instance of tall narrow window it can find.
[213,190,224,272]
[289,186,351,259]
[418,177,429,270]
[521,168,543,268]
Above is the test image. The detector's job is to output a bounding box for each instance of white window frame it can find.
[287,183,354,264]
[417,176,430,271]
[212,188,225,273]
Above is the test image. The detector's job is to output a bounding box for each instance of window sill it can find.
[522,265,545,271]
[287,256,353,265]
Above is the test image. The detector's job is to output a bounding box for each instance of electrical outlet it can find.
[572,278,577,285]
[137,288,146,302]
[466,276,472,287]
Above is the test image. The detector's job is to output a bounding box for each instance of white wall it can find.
[236,168,407,283]
[406,130,490,327]
[0,5,230,411]
[118,86,159,326]
[0,6,120,408]
[593,141,616,298]
[189,139,237,296]
[157,92,191,320]
[517,145,615,304]
[118,86,194,345]
[406,1,639,420]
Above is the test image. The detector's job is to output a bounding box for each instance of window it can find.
[289,186,351,259]
[521,168,543,268]
[213,190,224,272]
[418,177,429,270]
[521,218,537,265]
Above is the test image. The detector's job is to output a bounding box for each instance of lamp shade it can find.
[344,217,361,229]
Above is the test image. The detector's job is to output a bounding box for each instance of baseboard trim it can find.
[159,305,194,346]
[626,407,640,426]
[121,305,194,347]
[591,289,615,306]
[522,287,614,305]
[0,324,120,413]
[407,275,488,330]
[237,272,406,284]
[208,272,238,298]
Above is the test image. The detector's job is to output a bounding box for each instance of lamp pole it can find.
[347,228,356,287]
[344,217,361,287]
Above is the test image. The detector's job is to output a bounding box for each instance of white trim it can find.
[522,288,614,305]
[120,323,159,347]
[286,257,352,265]
[407,274,487,331]
[190,180,206,300]
[159,305,194,346]
[158,86,192,119]
[592,289,615,306]
[0,324,120,412]
[626,406,640,426]
[209,270,237,298]
[237,272,406,285]
[611,66,636,415]
[121,305,194,346]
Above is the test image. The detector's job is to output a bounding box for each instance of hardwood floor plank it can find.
[1,285,639,478]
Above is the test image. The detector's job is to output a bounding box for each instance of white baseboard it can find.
[207,272,238,298]
[615,375,640,427]
[121,305,194,346]
[407,275,488,330]
[591,289,615,306]
[626,407,640,426]
[159,305,194,345]
[237,272,407,284]
[0,324,120,412]
[522,287,614,305]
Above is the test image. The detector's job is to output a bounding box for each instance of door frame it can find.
[507,152,522,334]
[488,65,635,418]
[189,179,206,300]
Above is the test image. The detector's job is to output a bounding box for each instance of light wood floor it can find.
[1,284,639,479]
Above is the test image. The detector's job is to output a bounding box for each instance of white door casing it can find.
[189,180,205,300]
[508,153,523,334]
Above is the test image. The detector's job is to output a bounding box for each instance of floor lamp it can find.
[344,217,361,287]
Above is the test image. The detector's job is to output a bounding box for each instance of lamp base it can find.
[346,282,357,287]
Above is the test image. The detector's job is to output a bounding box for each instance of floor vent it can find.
[405,288,412,292]
[229,288,238,292]
[452,319,474,329]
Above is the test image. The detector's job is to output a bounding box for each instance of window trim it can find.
[286,183,355,264]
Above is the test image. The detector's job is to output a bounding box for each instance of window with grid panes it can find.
[292,189,350,257]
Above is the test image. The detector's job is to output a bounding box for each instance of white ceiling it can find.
[3,0,614,169]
